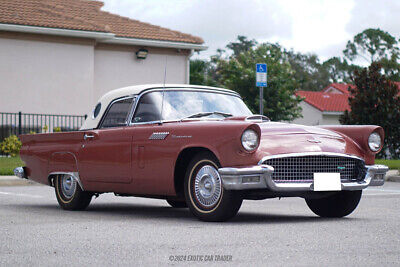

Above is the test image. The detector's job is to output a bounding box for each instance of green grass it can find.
[375,159,400,170]
[0,156,24,175]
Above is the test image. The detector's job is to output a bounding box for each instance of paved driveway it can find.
[1,183,399,266]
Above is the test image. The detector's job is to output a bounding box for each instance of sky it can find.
[101,0,400,61]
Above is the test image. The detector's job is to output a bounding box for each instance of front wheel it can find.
[305,190,362,218]
[184,152,242,222]
[55,174,93,210]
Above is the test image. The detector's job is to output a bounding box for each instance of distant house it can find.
[293,83,350,125]
[293,82,400,125]
[0,0,206,116]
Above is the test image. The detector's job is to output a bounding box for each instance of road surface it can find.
[1,183,399,266]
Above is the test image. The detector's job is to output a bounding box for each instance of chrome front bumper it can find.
[218,164,388,192]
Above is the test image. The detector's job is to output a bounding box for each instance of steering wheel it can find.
[133,112,160,123]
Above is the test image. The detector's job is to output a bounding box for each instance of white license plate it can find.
[313,173,341,191]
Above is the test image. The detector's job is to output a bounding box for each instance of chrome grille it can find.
[263,155,366,183]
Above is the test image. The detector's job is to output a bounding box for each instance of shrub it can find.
[53,127,62,132]
[0,135,22,157]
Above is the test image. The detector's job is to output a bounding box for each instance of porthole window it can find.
[92,103,101,119]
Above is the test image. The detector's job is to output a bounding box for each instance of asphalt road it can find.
[1,183,399,266]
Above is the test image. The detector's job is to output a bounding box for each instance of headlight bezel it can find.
[368,132,382,152]
[241,128,260,152]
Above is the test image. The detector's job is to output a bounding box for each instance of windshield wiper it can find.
[183,111,233,119]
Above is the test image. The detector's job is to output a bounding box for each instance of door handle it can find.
[84,133,95,140]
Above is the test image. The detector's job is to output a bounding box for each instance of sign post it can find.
[256,63,267,115]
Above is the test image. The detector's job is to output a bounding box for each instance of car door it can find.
[128,91,178,195]
[78,97,134,184]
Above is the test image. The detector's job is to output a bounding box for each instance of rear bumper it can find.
[13,167,27,179]
[218,164,388,192]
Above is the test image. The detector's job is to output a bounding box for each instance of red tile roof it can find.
[0,0,204,44]
[323,83,355,95]
[301,82,400,112]
[324,82,400,96]
[296,90,350,112]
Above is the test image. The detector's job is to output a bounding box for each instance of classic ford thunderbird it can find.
[14,84,388,221]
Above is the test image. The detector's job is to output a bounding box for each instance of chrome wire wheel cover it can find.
[60,175,77,199]
[194,165,222,208]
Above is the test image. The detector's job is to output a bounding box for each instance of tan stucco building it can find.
[0,0,206,116]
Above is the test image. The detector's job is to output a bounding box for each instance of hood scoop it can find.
[258,122,343,138]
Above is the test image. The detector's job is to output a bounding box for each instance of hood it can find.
[255,122,349,156]
[258,122,342,137]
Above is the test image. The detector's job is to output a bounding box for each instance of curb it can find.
[0,176,41,186]
[385,170,400,183]
[387,176,400,183]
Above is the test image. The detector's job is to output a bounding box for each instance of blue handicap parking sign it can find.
[256,63,267,87]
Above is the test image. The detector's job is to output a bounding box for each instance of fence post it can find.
[18,111,22,135]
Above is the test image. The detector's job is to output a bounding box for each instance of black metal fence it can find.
[0,112,87,156]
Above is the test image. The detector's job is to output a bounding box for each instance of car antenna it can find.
[160,55,167,124]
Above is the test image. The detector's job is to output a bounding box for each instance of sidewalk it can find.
[0,176,40,186]
[386,170,400,183]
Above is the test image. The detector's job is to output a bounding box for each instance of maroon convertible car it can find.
[14,84,388,221]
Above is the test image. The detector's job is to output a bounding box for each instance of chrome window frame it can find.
[97,96,135,129]
[128,87,246,126]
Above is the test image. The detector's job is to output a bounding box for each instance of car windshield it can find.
[132,89,252,123]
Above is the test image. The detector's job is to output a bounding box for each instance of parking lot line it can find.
[0,191,44,199]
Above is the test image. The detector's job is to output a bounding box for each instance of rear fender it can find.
[47,152,79,186]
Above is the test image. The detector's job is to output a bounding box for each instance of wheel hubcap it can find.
[61,175,77,199]
[194,165,222,207]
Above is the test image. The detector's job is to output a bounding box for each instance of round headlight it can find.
[368,132,382,152]
[241,129,259,152]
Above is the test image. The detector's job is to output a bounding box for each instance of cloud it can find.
[102,0,293,58]
[101,0,400,62]
[346,0,400,38]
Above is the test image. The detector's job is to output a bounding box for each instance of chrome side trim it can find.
[48,172,84,190]
[258,152,365,165]
[149,132,169,140]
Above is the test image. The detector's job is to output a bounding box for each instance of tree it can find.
[340,63,400,158]
[215,42,303,121]
[379,55,400,82]
[343,28,399,63]
[189,59,218,86]
[322,57,360,84]
[226,36,257,57]
[285,50,330,91]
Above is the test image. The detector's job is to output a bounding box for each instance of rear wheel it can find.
[184,152,242,222]
[305,190,362,218]
[54,174,92,210]
[166,199,187,208]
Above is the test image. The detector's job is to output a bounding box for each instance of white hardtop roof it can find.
[98,84,238,106]
[80,84,238,130]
